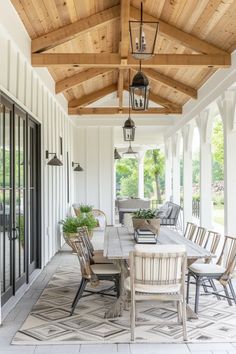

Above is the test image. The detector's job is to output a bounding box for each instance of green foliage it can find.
[212,117,224,181]
[192,194,200,202]
[60,217,80,233]
[144,149,165,202]
[77,213,98,231]
[120,170,138,197]
[212,192,224,206]
[116,158,138,197]
[79,204,93,213]
[192,152,200,185]
[60,213,98,233]
[133,208,156,219]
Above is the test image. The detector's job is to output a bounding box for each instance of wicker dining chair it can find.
[184,222,197,241]
[187,235,236,314]
[77,226,112,264]
[203,231,221,263]
[193,226,207,246]
[125,244,187,341]
[70,236,121,316]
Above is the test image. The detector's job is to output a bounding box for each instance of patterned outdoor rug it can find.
[12,263,236,344]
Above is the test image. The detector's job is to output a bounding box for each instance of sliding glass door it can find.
[0,94,41,306]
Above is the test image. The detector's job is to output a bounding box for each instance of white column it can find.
[182,124,193,227]
[138,152,145,199]
[217,90,236,235]
[172,133,181,205]
[196,110,213,229]
[165,139,172,201]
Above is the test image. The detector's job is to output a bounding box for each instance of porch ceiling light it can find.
[72,162,84,171]
[46,150,63,166]
[129,2,159,61]
[123,116,136,141]
[123,142,138,159]
[123,69,136,141]
[130,68,149,111]
[114,148,121,160]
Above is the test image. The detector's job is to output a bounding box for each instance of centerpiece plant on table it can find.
[132,208,160,235]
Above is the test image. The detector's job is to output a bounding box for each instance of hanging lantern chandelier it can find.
[129,2,159,60]
[123,69,136,141]
[123,141,138,159]
[130,61,149,111]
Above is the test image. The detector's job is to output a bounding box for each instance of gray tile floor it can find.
[0,242,236,354]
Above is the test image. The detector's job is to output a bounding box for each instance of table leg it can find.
[104,259,129,318]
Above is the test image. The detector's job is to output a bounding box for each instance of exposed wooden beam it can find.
[117,69,124,109]
[120,0,130,59]
[141,68,197,99]
[149,92,182,110]
[69,107,182,115]
[128,54,230,68]
[31,5,120,53]
[117,0,130,107]
[32,53,231,68]
[68,84,117,108]
[55,68,112,93]
[130,6,228,55]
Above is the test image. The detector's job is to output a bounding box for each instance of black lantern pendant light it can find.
[130,61,149,111]
[123,142,138,159]
[46,150,63,166]
[114,148,121,160]
[129,2,159,60]
[72,162,84,171]
[123,70,136,141]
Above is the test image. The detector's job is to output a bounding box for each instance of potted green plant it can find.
[77,213,98,238]
[132,209,160,235]
[79,203,93,217]
[60,217,80,237]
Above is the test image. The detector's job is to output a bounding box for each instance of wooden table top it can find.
[104,226,214,261]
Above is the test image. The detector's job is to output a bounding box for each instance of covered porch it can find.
[1,0,236,352]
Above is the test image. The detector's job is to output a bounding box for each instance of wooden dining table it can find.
[103,226,214,319]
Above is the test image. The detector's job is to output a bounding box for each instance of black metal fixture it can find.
[46,150,63,166]
[123,69,136,141]
[129,2,158,60]
[123,142,138,158]
[130,61,149,111]
[72,162,84,171]
[114,148,121,160]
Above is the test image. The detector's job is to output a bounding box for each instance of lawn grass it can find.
[212,204,224,225]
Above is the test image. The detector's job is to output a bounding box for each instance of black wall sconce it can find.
[46,150,63,166]
[72,162,84,171]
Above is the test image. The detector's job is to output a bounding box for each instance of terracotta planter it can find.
[132,218,160,235]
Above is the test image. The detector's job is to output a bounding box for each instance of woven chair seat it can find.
[124,276,181,294]
[91,263,121,275]
[189,263,226,275]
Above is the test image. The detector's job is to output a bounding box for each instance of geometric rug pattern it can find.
[12,264,236,344]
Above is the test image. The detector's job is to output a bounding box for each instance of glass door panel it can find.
[0,95,40,306]
[0,98,13,305]
[14,108,26,290]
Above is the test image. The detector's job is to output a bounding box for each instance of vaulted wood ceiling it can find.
[11,0,236,116]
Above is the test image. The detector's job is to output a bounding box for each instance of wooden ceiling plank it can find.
[55,68,112,93]
[69,107,182,115]
[68,84,117,108]
[117,0,130,109]
[130,5,229,55]
[32,53,231,68]
[142,68,197,99]
[120,0,130,59]
[31,5,120,53]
